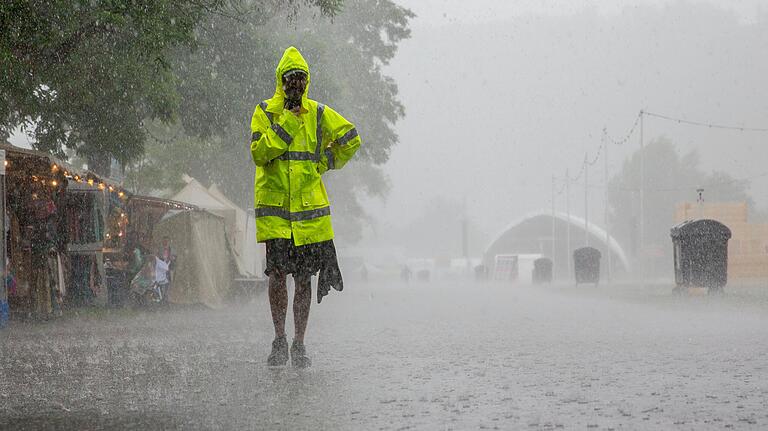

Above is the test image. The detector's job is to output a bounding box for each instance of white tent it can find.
[172,176,263,277]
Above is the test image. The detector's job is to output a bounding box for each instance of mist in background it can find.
[365,0,768,259]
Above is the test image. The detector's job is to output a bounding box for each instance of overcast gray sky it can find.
[371,0,768,247]
[399,0,766,25]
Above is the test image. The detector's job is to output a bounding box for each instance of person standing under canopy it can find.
[250,46,361,368]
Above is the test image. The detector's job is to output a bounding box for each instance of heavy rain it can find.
[2,0,768,429]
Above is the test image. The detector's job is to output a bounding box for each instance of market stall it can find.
[1,143,131,315]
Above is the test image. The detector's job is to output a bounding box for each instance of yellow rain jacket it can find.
[250,47,361,246]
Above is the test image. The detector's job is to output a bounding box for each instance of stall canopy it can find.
[152,210,234,309]
[1,142,132,313]
[171,176,261,277]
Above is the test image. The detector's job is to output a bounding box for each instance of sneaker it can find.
[290,340,312,369]
[267,336,289,366]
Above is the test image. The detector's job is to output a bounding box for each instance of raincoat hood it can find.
[266,46,311,114]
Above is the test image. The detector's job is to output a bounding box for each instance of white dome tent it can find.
[483,210,631,281]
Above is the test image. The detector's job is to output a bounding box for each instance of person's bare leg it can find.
[268,272,288,338]
[293,275,312,343]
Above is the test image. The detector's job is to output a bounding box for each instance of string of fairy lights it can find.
[557,109,768,194]
[143,124,182,146]
[605,112,642,146]
[643,111,768,133]
[3,145,198,218]
[3,154,128,200]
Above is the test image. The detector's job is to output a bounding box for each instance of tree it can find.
[128,0,414,243]
[608,137,752,274]
[0,0,341,175]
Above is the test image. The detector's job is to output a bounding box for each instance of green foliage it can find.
[2,0,411,243]
[0,0,220,171]
[0,0,340,174]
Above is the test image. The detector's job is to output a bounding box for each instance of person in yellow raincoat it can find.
[251,47,361,368]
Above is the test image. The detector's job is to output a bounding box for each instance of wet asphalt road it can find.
[2,281,768,430]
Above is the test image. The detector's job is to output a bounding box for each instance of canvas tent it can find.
[172,176,262,277]
[152,210,234,309]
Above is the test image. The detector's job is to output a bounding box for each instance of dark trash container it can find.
[573,247,601,285]
[670,219,731,293]
[474,264,489,282]
[532,257,553,284]
[416,269,430,282]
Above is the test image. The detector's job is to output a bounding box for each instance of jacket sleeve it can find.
[250,105,300,166]
[318,106,361,172]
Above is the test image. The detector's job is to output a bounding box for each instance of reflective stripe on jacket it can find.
[250,46,361,246]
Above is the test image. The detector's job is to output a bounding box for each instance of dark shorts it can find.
[265,238,339,279]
